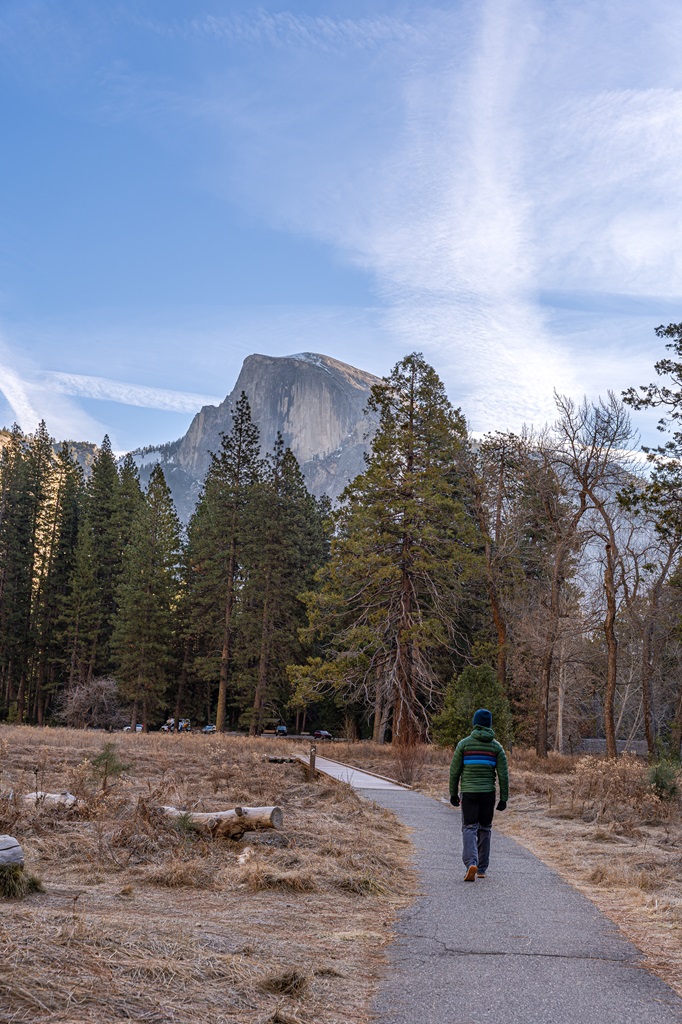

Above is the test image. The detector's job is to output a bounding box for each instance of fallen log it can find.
[159,804,283,839]
[23,791,77,808]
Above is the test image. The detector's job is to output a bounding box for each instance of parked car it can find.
[275,724,288,736]
[123,724,143,733]
[160,718,191,733]
[313,729,333,741]
[202,724,217,734]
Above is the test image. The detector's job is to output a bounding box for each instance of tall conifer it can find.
[112,464,181,728]
[184,393,262,730]
[32,442,84,721]
[297,353,482,744]
[0,426,33,718]
[239,436,326,734]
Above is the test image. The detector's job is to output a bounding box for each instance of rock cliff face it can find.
[130,353,380,520]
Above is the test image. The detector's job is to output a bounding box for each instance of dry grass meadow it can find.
[0,727,413,1024]
[337,739,682,998]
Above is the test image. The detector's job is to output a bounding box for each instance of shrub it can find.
[648,759,680,801]
[394,743,426,785]
[90,741,130,792]
[56,676,129,730]
[0,865,44,899]
[431,665,513,748]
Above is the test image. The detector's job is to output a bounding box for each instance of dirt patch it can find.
[0,727,413,1023]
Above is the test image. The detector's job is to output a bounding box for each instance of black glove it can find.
[496,800,507,811]
[450,794,460,807]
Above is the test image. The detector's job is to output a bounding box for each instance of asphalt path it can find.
[357,787,682,1024]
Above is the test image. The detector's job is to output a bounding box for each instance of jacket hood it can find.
[471,725,495,742]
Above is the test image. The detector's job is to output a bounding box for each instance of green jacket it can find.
[449,726,509,801]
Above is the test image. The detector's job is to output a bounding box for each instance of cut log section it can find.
[159,804,283,839]
[0,835,24,867]
[23,791,77,808]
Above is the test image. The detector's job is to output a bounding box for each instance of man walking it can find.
[449,708,509,881]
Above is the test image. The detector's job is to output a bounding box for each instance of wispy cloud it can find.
[192,11,423,51]
[2,0,682,450]
[186,0,682,433]
[40,372,221,413]
[0,361,41,429]
[0,342,105,441]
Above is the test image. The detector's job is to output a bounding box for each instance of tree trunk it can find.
[16,674,25,723]
[670,686,682,759]
[603,543,618,759]
[554,648,566,753]
[536,646,553,758]
[250,593,272,736]
[216,537,237,733]
[536,540,567,757]
[473,478,508,691]
[174,639,190,725]
[34,656,48,727]
[372,675,383,743]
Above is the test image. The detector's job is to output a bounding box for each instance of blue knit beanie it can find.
[473,708,492,728]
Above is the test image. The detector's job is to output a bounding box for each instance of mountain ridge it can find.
[129,352,381,519]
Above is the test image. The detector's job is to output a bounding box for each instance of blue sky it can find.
[1,0,681,451]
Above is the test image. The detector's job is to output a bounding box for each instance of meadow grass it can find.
[0,726,413,1024]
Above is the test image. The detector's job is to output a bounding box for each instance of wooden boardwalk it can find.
[296,753,408,790]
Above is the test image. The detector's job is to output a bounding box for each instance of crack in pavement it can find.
[403,931,634,964]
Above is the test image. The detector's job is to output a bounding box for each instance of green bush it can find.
[648,758,680,800]
[431,665,513,749]
[90,741,130,792]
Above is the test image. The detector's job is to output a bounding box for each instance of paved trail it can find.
[334,780,682,1024]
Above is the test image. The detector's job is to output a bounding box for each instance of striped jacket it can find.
[449,726,509,800]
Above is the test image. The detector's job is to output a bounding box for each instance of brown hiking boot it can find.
[464,864,477,882]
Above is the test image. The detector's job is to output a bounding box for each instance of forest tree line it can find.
[3,333,682,757]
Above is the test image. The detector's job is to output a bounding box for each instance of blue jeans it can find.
[461,792,496,873]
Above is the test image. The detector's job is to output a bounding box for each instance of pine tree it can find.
[87,435,121,674]
[112,464,182,728]
[237,436,327,734]
[432,665,513,748]
[63,525,101,689]
[296,353,483,745]
[116,453,145,551]
[32,442,84,722]
[183,393,262,730]
[0,426,33,719]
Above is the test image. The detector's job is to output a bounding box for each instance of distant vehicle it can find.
[202,724,217,734]
[123,724,143,733]
[160,717,191,733]
[313,729,332,741]
[275,724,288,736]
